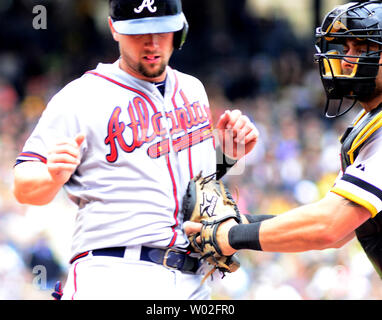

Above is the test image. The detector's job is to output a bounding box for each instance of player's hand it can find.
[216,110,259,160]
[183,219,238,256]
[47,133,85,185]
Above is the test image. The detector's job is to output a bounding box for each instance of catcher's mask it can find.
[109,0,189,50]
[315,0,382,118]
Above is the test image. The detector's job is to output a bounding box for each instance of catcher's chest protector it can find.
[340,103,382,278]
[340,104,382,170]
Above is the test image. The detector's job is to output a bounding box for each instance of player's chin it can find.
[139,63,167,79]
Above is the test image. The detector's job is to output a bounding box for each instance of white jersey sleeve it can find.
[16,79,87,164]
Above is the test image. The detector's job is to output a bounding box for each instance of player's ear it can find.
[108,17,119,42]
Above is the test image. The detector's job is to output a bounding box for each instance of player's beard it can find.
[360,82,382,104]
[137,60,167,79]
[119,49,169,80]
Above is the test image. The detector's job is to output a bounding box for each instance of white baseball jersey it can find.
[16,60,216,259]
[331,108,382,217]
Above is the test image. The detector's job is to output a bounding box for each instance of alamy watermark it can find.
[32,265,48,290]
[32,5,47,30]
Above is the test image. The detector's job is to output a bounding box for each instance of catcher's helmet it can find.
[109,0,188,50]
[315,0,382,117]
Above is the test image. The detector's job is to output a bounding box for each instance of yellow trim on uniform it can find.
[331,186,378,217]
[347,111,382,164]
[338,111,366,143]
[353,110,367,126]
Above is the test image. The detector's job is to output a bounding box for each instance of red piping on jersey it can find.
[188,146,194,179]
[86,69,180,247]
[71,262,79,300]
[18,152,47,164]
[170,69,194,179]
[166,153,179,247]
[69,251,89,264]
[85,71,159,113]
[170,67,179,113]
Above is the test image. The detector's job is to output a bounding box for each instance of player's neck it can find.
[360,95,382,113]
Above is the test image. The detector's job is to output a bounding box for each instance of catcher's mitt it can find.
[182,172,242,283]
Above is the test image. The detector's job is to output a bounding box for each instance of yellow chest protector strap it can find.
[340,104,382,170]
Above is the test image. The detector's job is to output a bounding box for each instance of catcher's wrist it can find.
[228,222,262,251]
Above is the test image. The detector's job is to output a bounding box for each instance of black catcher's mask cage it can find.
[315,0,382,118]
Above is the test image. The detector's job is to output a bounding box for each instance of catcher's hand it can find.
[182,172,242,282]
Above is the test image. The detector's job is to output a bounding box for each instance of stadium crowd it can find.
[1,0,382,299]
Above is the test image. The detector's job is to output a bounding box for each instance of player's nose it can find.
[144,34,159,48]
[341,59,355,74]
[342,49,357,75]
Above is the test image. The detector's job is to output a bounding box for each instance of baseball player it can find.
[12,0,258,299]
[185,0,382,279]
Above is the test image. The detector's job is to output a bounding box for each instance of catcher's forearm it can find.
[244,214,275,224]
[216,145,237,180]
[229,192,369,253]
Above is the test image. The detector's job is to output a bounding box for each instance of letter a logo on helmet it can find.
[109,0,189,50]
[134,0,157,14]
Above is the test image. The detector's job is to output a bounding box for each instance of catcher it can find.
[185,0,382,281]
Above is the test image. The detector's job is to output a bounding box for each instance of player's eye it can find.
[357,47,367,54]
[342,47,367,56]
[132,34,145,39]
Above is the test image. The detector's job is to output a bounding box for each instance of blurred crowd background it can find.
[1,0,382,300]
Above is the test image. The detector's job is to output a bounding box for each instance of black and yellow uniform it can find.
[331,104,382,277]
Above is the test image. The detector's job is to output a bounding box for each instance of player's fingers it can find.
[55,138,80,148]
[217,111,245,145]
[231,117,247,140]
[75,133,86,147]
[232,116,247,132]
[243,127,259,144]
[48,144,81,159]
[47,153,80,165]
[54,133,85,149]
[194,234,201,245]
[183,221,202,236]
[216,111,231,130]
[225,109,242,129]
[217,109,243,131]
[222,110,244,141]
[235,122,259,144]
